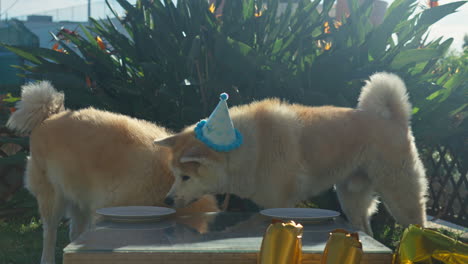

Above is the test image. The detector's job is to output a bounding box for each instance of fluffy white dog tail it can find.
[7,81,65,133]
[357,72,412,126]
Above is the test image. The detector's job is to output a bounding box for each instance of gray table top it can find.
[64,212,392,254]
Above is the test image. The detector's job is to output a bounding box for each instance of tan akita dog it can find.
[7,82,219,264]
[155,72,428,236]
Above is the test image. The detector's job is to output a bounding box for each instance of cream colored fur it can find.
[7,82,219,264]
[156,72,428,236]
[7,81,64,134]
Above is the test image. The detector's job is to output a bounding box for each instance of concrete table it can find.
[63,212,392,264]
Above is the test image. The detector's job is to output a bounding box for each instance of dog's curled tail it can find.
[357,72,412,126]
[7,81,65,133]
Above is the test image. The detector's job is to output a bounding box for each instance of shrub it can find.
[1,0,465,134]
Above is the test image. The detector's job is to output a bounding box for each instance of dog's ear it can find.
[180,146,212,164]
[154,135,178,147]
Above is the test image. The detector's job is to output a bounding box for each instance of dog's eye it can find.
[182,175,191,181]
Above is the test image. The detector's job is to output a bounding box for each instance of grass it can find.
[0,189,466,264]
[0,216,69,264]
[0,189,68,264]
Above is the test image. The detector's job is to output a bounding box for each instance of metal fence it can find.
[425,144,467,226]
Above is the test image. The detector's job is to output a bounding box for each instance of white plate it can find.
[260,208,340,223]
[96,206,176,222]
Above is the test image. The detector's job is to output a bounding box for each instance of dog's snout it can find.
[164,196,175,207]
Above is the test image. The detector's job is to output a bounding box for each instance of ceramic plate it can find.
[260,208,340,223]
[96,206,176,223]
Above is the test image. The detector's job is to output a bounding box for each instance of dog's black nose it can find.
[164,196,175,206]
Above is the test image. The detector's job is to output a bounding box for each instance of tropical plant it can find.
[411,47,467,148]
[1,0,465,131]
[0,93,27,166]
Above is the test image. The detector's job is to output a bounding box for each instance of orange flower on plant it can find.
[9,107,16,113]
[324,21,331,34]
[324,20,341,34]
[86,76,92,88]
[333,20,342,29]
[316,40,332,51]
[96,36,106,50]
[254,4,263,17]
[52,42,66,53]
[429,0,439,8]
[209,3,216,14]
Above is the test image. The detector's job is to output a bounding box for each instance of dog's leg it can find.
[375,164,427,228]
[336,178,378,236]
[68,203,91,241]
[25,159,65,264]
[36,189,65,264]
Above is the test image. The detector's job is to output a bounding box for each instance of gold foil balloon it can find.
[258,220,303,264]
[320,229,363,264]
[393,225,468,264]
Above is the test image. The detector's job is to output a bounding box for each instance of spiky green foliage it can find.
[1,0,465,134]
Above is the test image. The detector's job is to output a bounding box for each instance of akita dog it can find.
[7,82,219,264]
[155,72,428,236]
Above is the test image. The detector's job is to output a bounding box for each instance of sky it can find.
[1,0,467,51]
